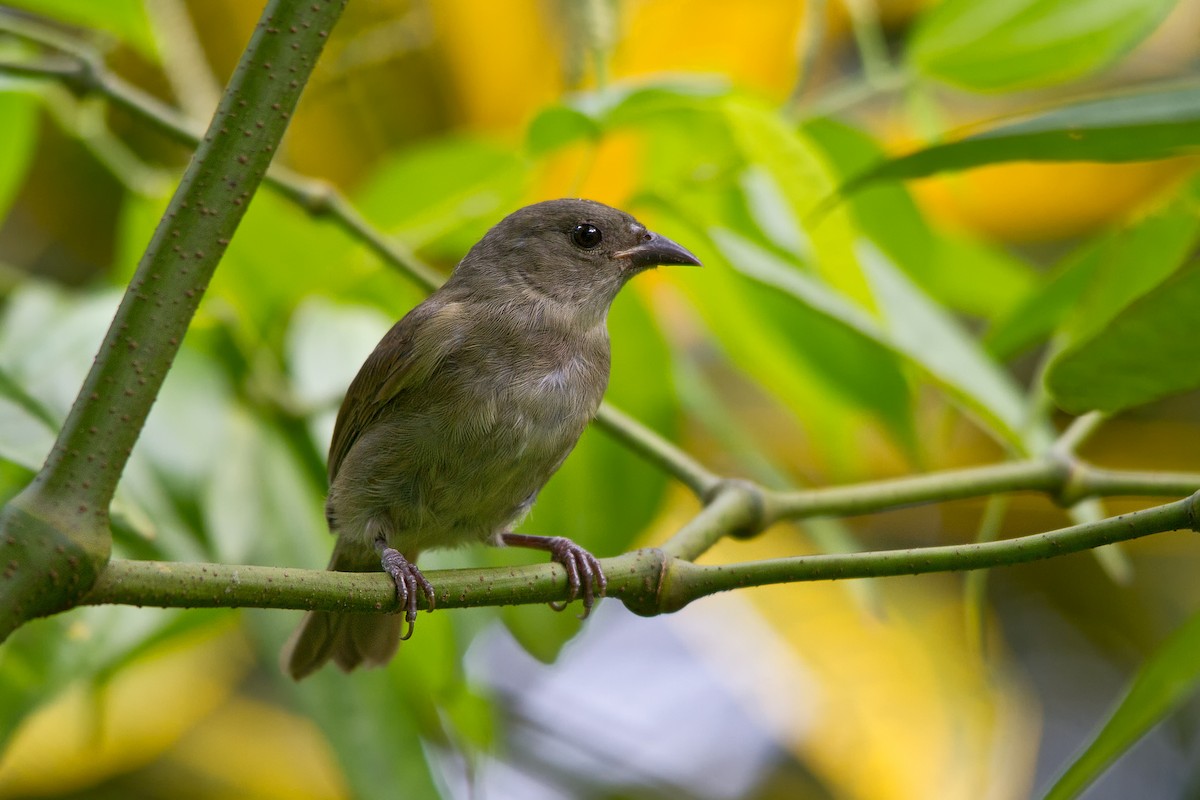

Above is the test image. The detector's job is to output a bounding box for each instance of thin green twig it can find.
[662,493,1199,610]
[594,403,721,497]
[1055,411,1108,458]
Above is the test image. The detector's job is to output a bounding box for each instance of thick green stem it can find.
[0,0,347,639]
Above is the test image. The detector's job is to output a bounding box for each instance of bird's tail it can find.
[280,539,404,680]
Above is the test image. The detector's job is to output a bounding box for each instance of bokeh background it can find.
[1,0,1200,798]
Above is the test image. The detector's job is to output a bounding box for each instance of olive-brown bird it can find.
[283,198,700,679]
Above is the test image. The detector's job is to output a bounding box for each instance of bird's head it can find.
[451,198,700,326]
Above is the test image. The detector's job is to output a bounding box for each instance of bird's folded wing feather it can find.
[326,299,469,481]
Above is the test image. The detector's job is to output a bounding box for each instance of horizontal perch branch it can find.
[83,491,1199,617]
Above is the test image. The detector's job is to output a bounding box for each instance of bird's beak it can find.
[615,232,702,270]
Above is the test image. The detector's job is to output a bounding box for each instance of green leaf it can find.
[988,181,1200,360]
[1042,610,1200,800]
[984,244,1104,361]
[285,298,392,413]
[114,448,208,561]
[282,664,441,800]
[1065,199,1200,346]
[0,394,52,470]
[909,0,1176,92]
[0,282,207,557]
[138,346,234,488]
[0,92,37,223]
[804,116,1035,320]
[0,283,121,419]
[1030,182,1200,412]
[711,229,1034,450]
[844,85,1200,190]
[616,93,922,465]
[641,100,913,464]
[118,189,408,354]
[526,78,730,155]
[720,97,872,305]
[355,136,527,261]
[588,79,730,126]
[214,191,356,329]
[1046,260,1200,413]
[681,222,911,474]
[203,412,326,566]
[860,245,1040,451]
[710,229,878,345]
[526,105,600,155]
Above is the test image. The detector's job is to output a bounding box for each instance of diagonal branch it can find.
[0,0,348,639]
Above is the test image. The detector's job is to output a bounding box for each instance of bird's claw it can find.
[376,540,435,640]
[541,536,607,619]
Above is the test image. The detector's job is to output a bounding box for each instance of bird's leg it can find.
[374,537,436,640]
[498,533,607,618]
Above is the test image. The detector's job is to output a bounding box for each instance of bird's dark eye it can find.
[571,223,603,249]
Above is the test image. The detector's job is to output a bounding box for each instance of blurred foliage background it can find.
[2,0,1200,798]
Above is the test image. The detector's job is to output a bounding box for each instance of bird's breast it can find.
[328,322,611,551]
[452,332,608,467]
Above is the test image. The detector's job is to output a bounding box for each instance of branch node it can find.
[67,55,102,96]
[1050,452,1088,508]
[704,478,766,540]
[606,547,673,616]
[296,179,338,215]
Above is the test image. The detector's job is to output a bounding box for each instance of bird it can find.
[282,198,701,679]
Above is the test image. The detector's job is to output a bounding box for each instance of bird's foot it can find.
[374,538,435,640]
[499,533,607,618]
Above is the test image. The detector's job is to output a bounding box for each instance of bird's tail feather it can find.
[280,539,403,680]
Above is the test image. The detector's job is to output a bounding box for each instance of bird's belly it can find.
[435,383,590,521]
[331,374,598,553]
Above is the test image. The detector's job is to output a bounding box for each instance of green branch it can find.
[662,482,762,560]
[0,0,347,639]
[762,457,1200,523]
[82,490,1198,615]
[594,403,721,497]
[645,454,1200,562]
[659,493,1199,611]
[765,459,1065,521]
[84,549,668,613]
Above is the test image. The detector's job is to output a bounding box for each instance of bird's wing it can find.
[326,299,468,481]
